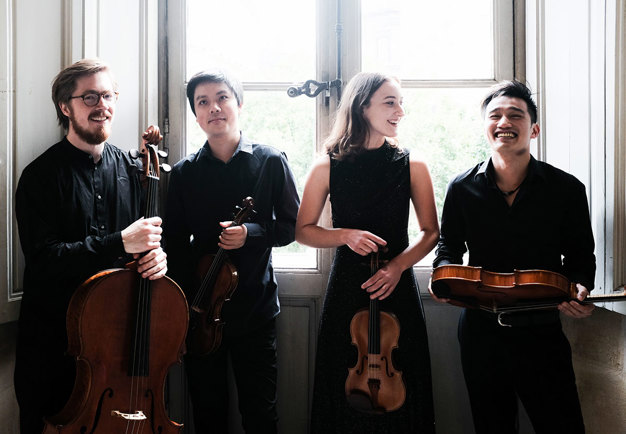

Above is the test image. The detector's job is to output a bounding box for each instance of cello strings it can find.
[140,167,159,432]
[128,159,158,433]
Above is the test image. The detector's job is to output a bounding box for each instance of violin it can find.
[431,264,626,315]
[345,250,405,414]
[43,142,189,433]
[186,197,255,356]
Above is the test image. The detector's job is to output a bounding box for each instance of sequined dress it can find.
[310,143,436,433]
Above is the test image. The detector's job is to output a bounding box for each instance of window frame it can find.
[162,0,518,291]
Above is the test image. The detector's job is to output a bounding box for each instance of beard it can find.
[68,110,111,145]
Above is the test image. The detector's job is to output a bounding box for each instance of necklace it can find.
[498,183,522,197]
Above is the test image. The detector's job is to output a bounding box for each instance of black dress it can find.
[310,143,436,433]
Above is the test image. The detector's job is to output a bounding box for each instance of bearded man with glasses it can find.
[13,58,168,434]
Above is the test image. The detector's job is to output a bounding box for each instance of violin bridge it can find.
[111,410,147,421]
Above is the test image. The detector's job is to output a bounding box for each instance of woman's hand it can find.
[345,230,386,256]
[362,260,402,300]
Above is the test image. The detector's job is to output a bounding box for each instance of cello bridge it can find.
[111,410,147,420]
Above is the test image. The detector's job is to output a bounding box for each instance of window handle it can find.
[287,79,342,99]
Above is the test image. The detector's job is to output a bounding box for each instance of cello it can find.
[186,197,255,356]
[431,264,626,318]
[345,250,406,413]
[43,142,188,433]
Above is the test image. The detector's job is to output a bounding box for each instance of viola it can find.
[43,141,189,433]
[186,197,255,356]
[345,250,405,414]
[431,264,626,315]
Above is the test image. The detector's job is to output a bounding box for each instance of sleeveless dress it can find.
[310,143,436,433]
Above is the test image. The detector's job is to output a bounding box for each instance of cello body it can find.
[43,269,188,433]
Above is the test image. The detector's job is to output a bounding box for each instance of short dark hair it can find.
[51,58,117,130]
[186,69,244,116]
[481,80,538,124]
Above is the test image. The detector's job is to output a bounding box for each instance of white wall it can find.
[0,0,159,324]
[526,0,619,297]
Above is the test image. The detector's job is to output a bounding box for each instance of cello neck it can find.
[128,144,161,377]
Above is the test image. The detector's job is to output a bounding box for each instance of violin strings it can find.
[192,248,225,308]
[191,205,249,308]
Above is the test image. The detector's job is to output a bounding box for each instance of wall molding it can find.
[614,0,626,296]
[535,0,547,160]
[1,0,20,323]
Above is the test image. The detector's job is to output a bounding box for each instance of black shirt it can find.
[433,156,596,291]
[15,138,144,321]
[164,134,300,336]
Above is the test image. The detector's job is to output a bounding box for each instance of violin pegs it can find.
[129,149,141,159]
[157,149,168,159]
[160,163,172,173]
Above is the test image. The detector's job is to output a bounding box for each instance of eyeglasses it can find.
[69,91,119,107]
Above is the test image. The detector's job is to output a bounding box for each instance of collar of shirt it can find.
[200,132,254,164]
[62,136,110,168]
[474,154,547,189]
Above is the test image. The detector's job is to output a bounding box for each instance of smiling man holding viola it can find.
[431,80,595,434]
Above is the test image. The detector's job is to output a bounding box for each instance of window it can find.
[166,0,515,276]
[185,0,318,269]
[360,0,513,266]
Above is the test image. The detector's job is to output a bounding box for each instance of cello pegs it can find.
[160,163,172,173]
[157,149,168,159]
[129,149,141,159]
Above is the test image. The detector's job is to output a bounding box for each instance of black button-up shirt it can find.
[16,138,144,321]
[164,134,300,336]
[434,156,595,291]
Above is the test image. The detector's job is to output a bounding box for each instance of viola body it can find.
[345,308,405,413]
[43,268,188,433]
[431,265,572,309]
[431,264,626,313]
[187,253,238,355]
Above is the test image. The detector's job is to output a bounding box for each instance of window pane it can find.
[186,91,317,268]
[186,0,315,82]
[186,0,318,269]
[399,88,490,265]
[362,0,494,80]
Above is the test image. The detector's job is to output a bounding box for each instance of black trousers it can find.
[185,318,278,434]
[14,319,75,434]
[458,309,585,434]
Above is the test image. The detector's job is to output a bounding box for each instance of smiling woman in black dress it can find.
[296,72,439,433]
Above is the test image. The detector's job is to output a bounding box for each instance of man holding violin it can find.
[431,80,595,433]
[164,69,299,433]
[14,59,168,434]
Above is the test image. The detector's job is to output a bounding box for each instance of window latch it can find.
[287,79,342,99]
